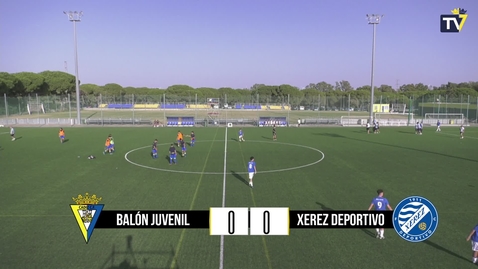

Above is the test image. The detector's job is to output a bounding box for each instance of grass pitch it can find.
[0,126,477,269]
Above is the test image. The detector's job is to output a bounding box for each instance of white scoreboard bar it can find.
[209,207,249,235]
[250,207,289,235]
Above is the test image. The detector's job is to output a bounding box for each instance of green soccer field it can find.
[0,126,477,269]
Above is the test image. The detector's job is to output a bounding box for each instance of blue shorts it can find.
[182,147,186,151]
[60,136,65,139]
[108,145,113,149]
[170,154,176,159]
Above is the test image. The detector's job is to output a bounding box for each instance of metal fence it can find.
[0,93,477,125]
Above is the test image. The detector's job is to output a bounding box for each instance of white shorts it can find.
[239,135,243,139]
[249,172,254,179]
[472,241,478,251]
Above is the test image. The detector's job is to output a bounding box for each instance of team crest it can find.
[70,193,104,243]
[393,196,438,242]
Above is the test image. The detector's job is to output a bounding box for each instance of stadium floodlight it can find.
[366,14,383,124]
[64,11,83,125]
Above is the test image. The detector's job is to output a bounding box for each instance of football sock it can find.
[473,257,477,263]
[376,228,380,234]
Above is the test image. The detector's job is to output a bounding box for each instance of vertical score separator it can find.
[250,207,290,236]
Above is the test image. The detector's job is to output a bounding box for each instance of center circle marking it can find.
[124,140,325,175]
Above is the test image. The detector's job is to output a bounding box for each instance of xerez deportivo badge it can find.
[70,193,104,243]
[393,196,438,242]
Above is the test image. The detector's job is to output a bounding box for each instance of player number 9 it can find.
[377,202,382,209]
[228,211,235,234]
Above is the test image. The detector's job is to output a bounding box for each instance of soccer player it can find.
[366,122,370,134]
[59,128,65,143]
[177,131,183,146]
[368,189,393,239]
[10,126,15,141]
[466,223,478,263]
[169,144,177,165]
[180,138,187,157]
[247,156,257,188]
[436,120,441,132]
[190,131,195,146]
[419,121,423,135]
[460,125,465,139]
[376,122,380,133]
[152,146,158,159]
[152,139,158,149]
[415,122,419,134]
[109,136,115,153]
[238,129,245,142]
[272,125,277,140]
[103,136,111,154]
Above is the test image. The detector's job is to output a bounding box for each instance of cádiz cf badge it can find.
[70,193,104,243]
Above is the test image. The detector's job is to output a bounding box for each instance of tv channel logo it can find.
[441,8,468,33]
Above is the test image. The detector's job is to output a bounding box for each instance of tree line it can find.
[1,71,477,103]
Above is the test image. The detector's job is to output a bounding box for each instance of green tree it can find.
[13,72,47,94]
[39,71,76,94]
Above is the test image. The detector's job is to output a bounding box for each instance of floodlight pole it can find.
[367,14,383,124]
[64,11,83,125]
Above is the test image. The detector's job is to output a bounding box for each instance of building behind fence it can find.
[0,93,476,126]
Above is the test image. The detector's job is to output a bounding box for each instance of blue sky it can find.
[0,0,476,89]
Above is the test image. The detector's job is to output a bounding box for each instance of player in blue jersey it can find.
[466,224,478,264]
[247,156,256,188]
[238,129,245,142]
[190,131,195,146]
[180,138,187,157]
[368,189,393,239]
[436,120,441,132]
[168,144,177,165]
[152,146,158,159]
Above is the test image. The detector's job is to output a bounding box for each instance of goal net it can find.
[374,113,412,126]
[340,116,369,127]
[27,103,45,114]
[424,113,466,126]
[391,103,407,114]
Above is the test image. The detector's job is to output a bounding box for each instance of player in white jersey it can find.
[366,122,371,134]
[418,122,423,135]
[10,126,15,141]
[460,125,465,139]
[436,120,441,132]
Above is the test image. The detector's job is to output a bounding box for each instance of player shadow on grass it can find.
[14,136,22,140]
[261,136,272,140]
[231,170,249,186]
[397,131,415,135]
[422,240,470,263]
[230,138,238,141]
[315,202,376,238]
[100,235,176,269]
[63,139,69,143]
[312,133,478,163]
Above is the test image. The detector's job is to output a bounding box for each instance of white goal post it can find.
[424,113,466,126]
[27,103,45,115]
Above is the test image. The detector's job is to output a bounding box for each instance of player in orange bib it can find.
[177,131,183,146]
[59,128,65,143]
[104,137,111,154]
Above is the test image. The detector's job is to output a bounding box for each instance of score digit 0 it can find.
[210,208,249,236]
[250,208,289,236]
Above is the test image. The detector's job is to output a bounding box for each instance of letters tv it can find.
[440,15,461,32]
